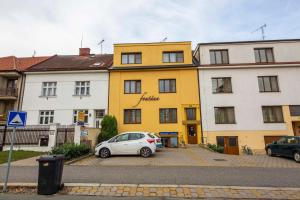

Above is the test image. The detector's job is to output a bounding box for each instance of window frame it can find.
[39,110,54,125]
[159,79,176,93]
[214,107,236,124]
[121,53,142,64]
[41,82,57,97]
[262,106,284,123]
[124,109,141,124]
[74,81,90,96]
[159,108,178,124]
[289,105,300,116]
[124,80,141,94]
[73,109,89,124]
[209,49,229,64]
[186,108,196,120]
[258,76,279,92]
[254,48,275,63]
[162,51,184,63]
[212,77,232,93]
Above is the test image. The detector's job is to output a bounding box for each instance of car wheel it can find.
[294,152,300,163]
[140,147,152,158]
[99,148,110,158]
[267,148,274,157]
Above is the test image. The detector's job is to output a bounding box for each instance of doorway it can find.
[292,122,300,136]
[217,136,239,155]
[187,124,197,144]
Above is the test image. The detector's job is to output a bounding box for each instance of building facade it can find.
[195,39,300,154]
[22,49,113,128]
[109,42,202,147]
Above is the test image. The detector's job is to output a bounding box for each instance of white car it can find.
[95,132,156,158]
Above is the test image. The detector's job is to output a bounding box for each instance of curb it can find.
[64,153,93,165]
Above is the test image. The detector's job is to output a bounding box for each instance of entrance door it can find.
[224,136,239,155]
[187,124,197,144]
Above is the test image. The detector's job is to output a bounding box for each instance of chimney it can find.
[79,48,90,56]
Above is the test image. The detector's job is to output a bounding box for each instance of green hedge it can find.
[51,143,90,160]
[207,143,224,153]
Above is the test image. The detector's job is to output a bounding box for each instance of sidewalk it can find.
[2,183,300,199]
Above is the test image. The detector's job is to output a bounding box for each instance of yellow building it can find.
[109,42,202,147]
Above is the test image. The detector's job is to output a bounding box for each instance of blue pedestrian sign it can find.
[7,111,27,128]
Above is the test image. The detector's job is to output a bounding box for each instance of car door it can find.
[127,133,144,154]
[284,137,298,157]
[275,137,287,156]
[110,134,130,154]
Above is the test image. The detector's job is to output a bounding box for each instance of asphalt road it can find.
[1,166,300,187]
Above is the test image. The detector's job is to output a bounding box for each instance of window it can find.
[95,109,105,118]
[186,108,196,120]
[160,108,177,123]
[121,53,142,64]
[124,109,141,124]
[214,107,235,124]
[124,80,141,94]
[210,50,229,64]
[73,110,89,124]
[41,82,57,96]
[39,110,54,125]
[129,133,145,140]
[116,134,129,142]
[75,81,90,96]
[212,77,232,93]
[262,106,284,123]
[290,105,300,116]
[216,136,224,147]
[159,79,176,93]
[254,48,274,63]
[163,51,184,63]
[228,137,237,147]
[258,76,279,92]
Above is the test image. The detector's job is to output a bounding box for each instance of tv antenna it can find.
[80,34,83,48]
[97,39,105,54]
[161,37,168,42]
[32,50,36,57]
[252,24,267,40]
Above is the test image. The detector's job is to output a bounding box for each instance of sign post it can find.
[3,111,27,192]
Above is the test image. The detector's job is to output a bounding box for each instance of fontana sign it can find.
[133,92,160,107]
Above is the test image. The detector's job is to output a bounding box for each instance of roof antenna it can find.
[252,24,267,40]
[80,34,83,48]
[161,37,168,42]
[32,50,36,57]
[97,39,105,54]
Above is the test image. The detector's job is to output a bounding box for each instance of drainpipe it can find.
[197,68,204,144]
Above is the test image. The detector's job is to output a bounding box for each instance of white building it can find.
[22,48,113,128]
[194,39,300,154]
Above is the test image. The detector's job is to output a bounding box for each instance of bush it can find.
[51,143,90,160]
[207,143,224,153]
[97,115,118,143]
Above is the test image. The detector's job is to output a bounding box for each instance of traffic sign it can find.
[7,111,27,128]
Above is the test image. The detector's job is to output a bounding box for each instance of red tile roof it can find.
[0,56,50,72]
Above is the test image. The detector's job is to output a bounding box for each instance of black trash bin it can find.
[37,155,64,195]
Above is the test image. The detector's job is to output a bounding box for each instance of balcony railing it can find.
[0,87,18,97]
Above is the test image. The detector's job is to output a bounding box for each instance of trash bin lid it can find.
[36,154,65,162]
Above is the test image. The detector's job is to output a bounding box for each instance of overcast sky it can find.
[1,0,299,57]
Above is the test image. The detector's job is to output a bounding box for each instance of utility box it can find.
[36,155,64,195]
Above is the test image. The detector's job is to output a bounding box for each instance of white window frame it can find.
[41,82,57,97]
[39,110,54,125]
[74,81,90,96]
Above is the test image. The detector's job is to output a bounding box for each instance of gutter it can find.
[197,68,204,144]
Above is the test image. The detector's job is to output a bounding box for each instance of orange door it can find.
[187,124,197,144]
[224,136,239,155]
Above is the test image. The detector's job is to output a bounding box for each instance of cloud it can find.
[0,0,299,57]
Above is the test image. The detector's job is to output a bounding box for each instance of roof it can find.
[197,38,300,46]
[114,41,191,47]
[0,56,50,72]
[26,54,113,72]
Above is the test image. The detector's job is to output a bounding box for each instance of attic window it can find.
[90,62,105,67]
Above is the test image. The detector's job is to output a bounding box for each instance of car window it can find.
[287,137,297,144]
[108,136,117,143]
[129,133,144,140]
[277,137,287,144]
[147,133,155,138]
[116,134,129,142]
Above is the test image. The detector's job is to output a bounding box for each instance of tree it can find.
[98,115,118,143]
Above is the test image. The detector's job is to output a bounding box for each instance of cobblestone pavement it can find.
[2,183,300,199]
[73,146,300,168]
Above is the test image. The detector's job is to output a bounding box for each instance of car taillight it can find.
[147,139,155,144]
[156,139,161,143]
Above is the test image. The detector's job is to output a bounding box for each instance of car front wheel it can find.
[267,148,274,157]
[99,148,110,158]
[294,152,300,163]
[140,147,152,158]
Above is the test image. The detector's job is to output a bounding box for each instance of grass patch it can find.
[0,150,45,164]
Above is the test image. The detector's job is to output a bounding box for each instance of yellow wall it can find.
[109,68,201,144]
[113,42,193,67]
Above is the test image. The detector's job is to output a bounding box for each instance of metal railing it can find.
[0,87,18,97]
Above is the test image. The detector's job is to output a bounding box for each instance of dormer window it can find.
[121,53,142,64]
[163,51,184,63]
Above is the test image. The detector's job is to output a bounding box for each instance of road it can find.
[1,166,300,187]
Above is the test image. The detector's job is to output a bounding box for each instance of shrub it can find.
[97,115,118,143]
[51,143,90,160]
[207,143,224,153]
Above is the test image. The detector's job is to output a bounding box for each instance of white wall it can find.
[199,66,300,131]
[22,71,109,127]
[199,41,300,65]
